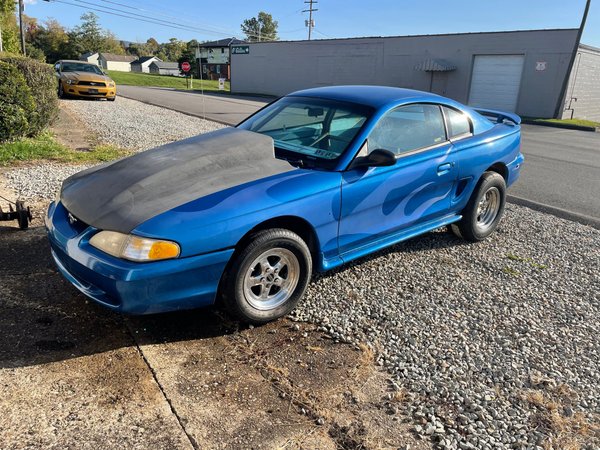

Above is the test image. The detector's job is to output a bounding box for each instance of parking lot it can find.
[1,98,598,449]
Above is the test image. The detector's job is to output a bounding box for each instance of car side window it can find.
[443,106,472,138]
[368,104,446,156]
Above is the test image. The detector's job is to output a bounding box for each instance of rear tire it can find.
[223,229,312,324]
[452,171,506,242]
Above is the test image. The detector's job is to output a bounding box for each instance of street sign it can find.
[232,46,250,55]
[181,61,191,72]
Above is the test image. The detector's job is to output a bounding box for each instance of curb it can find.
[521,120,599,132]
[507,195,600,230]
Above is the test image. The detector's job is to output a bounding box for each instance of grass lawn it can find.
[0,132,127,166]
[108,70,230,92]
[525,117,600,128]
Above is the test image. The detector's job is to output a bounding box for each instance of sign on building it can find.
[232,46,250,55]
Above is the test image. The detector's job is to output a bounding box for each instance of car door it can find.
[338,103,458,256]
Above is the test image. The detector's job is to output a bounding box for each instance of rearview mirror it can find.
[350,149,396,169]
[305,106,324,117]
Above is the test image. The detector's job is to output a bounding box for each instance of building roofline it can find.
[579,43,600,52]
[244,28,580,45]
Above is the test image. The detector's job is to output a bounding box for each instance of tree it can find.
[68,12,124,56]
[241,11,278,42]
[159,37,186,61]
[33,18,70,62]
[146,37,159,54]
[0,0,20,52]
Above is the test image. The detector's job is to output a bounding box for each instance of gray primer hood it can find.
[60,128,293,233]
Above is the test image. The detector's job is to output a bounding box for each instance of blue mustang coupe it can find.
[46,86,523,323]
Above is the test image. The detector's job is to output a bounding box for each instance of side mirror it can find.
[350,149,396,169]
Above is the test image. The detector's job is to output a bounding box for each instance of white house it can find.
[131,56,161,73]
[149,61,180,76]
[80,52,99,65]
[98,53,136,72]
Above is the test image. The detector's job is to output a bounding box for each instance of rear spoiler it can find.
[473,108,521,126]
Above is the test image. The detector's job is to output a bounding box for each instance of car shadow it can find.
[0,227,237,369]
[0,224,475,369]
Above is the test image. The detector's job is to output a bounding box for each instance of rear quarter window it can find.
[443,106,472,138]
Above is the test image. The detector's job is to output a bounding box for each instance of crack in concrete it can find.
[124,321,199,450]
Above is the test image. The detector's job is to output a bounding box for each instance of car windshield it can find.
[61,62,103,75]
[238,96,372,166]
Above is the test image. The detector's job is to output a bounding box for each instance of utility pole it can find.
[18,0,26,55]
[303,0,318,40]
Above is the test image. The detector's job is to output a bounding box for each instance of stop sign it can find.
[181,61,191,72]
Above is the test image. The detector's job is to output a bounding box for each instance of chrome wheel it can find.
[475,187,500,232]
[243,248,300,311]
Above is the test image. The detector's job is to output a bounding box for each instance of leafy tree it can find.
[0,0,20,52]
[146,37,159,54]
[33,18,70,62]
[241,11,278,42]
[68,13,124,56]
[159,37,186,61]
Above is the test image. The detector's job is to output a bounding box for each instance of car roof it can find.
[57,60,97,65]
[288,85,447,109]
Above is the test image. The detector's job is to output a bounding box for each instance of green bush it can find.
[0,61,35,142]
[0,55,59,136]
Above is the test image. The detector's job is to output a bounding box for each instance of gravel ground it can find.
[4,98,225,201]
[293,207,600,449]
[4,98,599,448]
[61,97,224,151]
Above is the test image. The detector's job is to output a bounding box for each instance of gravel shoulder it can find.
[1,97,598,449]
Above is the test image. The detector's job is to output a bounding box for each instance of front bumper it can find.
[65,83,116,98]
[46,201,234,315]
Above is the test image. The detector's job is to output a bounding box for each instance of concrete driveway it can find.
[0,226,421,449]
[118,86,600,227]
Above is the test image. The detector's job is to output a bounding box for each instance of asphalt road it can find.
[118,85,270,125]
[118,86,600,226]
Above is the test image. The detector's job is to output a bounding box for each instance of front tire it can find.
[107,96,116,102]
[223,229,312,324]
[451,171,506,242]
[58,82,66,99]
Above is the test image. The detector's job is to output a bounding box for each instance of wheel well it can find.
[215,216,320,304]
[486,162,508,182]
[236,216,320,258]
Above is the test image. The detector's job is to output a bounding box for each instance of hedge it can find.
[0,55,59,137]
[0,61,35,142]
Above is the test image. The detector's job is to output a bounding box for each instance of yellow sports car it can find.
[54,60,117,101]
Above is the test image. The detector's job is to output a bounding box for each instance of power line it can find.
[97,0,237,36]
[44,0,303,42]
[43,0,266,41]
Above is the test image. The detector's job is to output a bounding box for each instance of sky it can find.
[23,0,600,47]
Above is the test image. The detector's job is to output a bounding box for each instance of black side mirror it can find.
[350,149,396,169]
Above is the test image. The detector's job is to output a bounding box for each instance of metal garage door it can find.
[468,55,525,112]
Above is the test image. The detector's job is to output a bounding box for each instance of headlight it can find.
[66,79,76,85]
[89,230,180,262]
[108,81,115,87]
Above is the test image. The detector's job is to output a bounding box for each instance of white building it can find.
[131,56,161,73]
[98,53,136,72]
[80,52,99,65]
[149,61,181,76]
